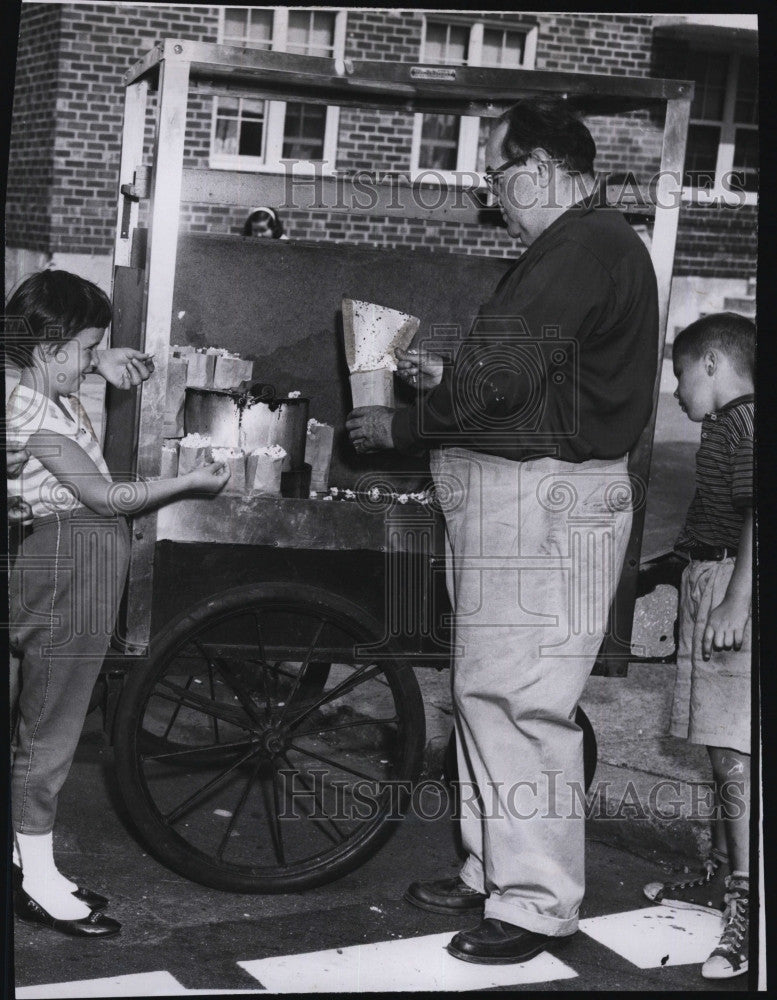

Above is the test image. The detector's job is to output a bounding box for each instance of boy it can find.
[643,312,754,980]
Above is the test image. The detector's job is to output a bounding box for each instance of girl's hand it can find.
[8,497,34,526]
[395,347,444,390]
[94,348,155,389]
[7,446,30,478]
[184,461,231,494]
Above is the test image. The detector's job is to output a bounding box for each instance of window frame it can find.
[409,18,538,184]
[681,48,758,206]
[209,7,345,175]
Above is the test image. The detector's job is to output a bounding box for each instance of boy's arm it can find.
[702,507,753,660]
[26,430,229,517]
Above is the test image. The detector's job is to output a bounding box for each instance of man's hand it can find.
[702,597,751,660]
[345,406,395,453]
[94,348,155,389]
[395,347,444,390]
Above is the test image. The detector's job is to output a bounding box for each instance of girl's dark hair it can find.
[499,99,597,175]
[673,312,756,379]
[4,269,112,368]
[242,207,284,239]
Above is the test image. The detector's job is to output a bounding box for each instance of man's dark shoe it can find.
[447,917,572,965]
[404,876,486,915]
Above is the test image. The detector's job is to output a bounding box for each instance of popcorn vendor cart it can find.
[99,41,692,892]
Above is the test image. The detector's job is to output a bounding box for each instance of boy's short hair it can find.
[672,312,755,379]
[4,269,112,368]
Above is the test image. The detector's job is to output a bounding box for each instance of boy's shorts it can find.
[670,557,752,754]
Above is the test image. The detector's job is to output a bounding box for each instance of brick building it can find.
[5,5,758,334]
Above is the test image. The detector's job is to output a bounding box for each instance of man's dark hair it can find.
[499,99,596,175]
[4,269,112,368]
[673,312,755,379]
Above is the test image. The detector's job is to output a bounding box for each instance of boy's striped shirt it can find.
[676,394,754,552]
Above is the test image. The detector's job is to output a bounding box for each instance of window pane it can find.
[683,123,720,188]
[282,102,326,160]
[239,119,264,157]
[214,116,239,155]
[223,8,248,43]
[424,22,469,65]
[287,10,335,56]
[686,51,728,121]
[247,10,273,48]
[735,56,758,125]
[419,114,459,170]
[447,25,469,64]
[482,28,525,67]
[731,128,758,192]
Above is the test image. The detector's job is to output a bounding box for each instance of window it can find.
[211,8,345,173]
[411,20,537,178]
[682,50,758,201]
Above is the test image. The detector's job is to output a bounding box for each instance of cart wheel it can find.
[113,583,424,893]
[443,705,598,794]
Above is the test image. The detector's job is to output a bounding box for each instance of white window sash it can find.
[682,49,757,206]
[411,19,537,184]
[210,7,344,175]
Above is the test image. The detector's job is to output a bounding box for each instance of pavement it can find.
[11,710,754,994]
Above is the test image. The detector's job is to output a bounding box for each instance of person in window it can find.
[242,206,288,240]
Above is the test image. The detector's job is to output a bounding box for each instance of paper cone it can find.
[163,356,189,438]
[213,447,246,494]
[213,356,254,390]
[246,447,286,495]
[178,436,213,476]
[350,370,395,408]
[305,420,335,492]
[342,298,420,374]
[160,439,180,478]
[186,352,217,389]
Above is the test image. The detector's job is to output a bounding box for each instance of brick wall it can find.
[5,4,756,278]
[6,4,62,251]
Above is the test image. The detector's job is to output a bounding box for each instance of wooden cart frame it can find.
[98,41,693,892]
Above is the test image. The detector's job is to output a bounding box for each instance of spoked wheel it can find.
[113,584,424,893]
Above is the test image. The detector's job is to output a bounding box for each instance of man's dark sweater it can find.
[392,204,659,463]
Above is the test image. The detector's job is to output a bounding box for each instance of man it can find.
[347,99,658,964]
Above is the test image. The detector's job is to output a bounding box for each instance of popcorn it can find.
[178,433,213,475]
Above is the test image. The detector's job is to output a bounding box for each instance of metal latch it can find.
[120,165,152,238]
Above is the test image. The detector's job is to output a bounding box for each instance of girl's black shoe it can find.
[14,885,121,938]
[12,862,109,909]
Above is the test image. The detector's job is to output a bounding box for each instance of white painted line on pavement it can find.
[15,972,263,998]
[579,906,724,969]
[15,971,187,998]
[238,931,577,992]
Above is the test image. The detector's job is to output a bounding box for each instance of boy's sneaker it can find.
[701,876,749,979]
[643,852,729,912]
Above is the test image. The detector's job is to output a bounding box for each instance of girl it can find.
[6,270,230,938]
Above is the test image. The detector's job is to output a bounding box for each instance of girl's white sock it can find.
[16,831,90,920]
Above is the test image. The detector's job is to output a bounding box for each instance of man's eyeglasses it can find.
[483,153,531,190]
